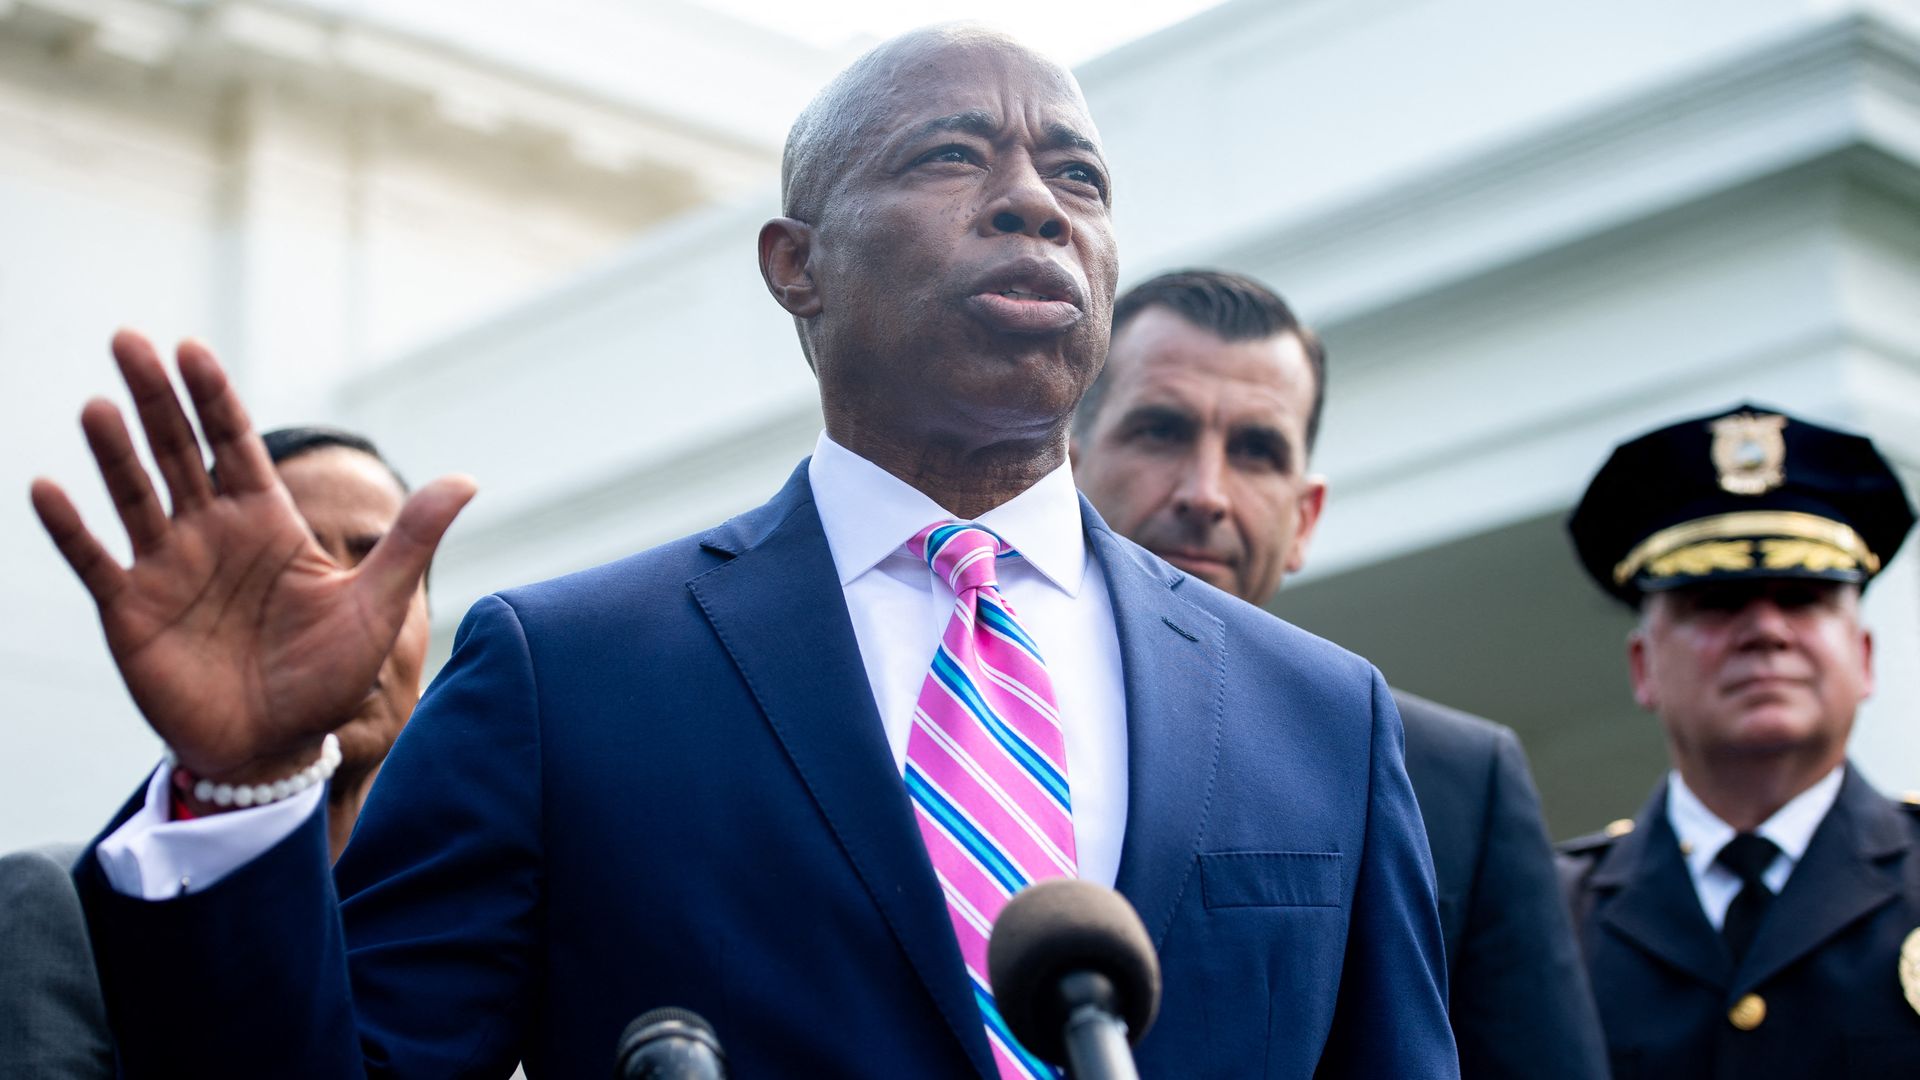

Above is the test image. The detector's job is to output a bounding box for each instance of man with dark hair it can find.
[1559,405,1920,1077]
[1,425,428,1079]
[1072,268,1608,1080]
[1078,269,1328,451]
[39,27,1453,1077]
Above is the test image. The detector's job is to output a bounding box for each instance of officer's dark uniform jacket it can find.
[1557,766,1920,1078]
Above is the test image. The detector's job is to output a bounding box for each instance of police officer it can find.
[1560,403,1920,1077]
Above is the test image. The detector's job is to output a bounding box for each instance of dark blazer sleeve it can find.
[74,593,544,1079]
[1448,727,1608,1080]
[0,845,114,1079]
[75,789,359,1078]
[1313,671,1460,1078]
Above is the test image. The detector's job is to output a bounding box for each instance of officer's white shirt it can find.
[1665,764,1843,929]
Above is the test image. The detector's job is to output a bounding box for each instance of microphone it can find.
[613,1007,728,1080]
[987,879,1161,1080]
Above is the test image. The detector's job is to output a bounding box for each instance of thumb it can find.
[356,474,478,614]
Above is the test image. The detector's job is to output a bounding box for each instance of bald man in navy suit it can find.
[40,28,1454,1078]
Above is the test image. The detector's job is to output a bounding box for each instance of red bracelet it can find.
[168,766,200,821]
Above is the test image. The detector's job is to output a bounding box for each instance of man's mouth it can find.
[1723,672,1811,696]
[1161,549,1234,577]
[965,259,1085,334]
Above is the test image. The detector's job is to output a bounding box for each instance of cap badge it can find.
[1902,926,1920,1018]
[1711,413,1787,496]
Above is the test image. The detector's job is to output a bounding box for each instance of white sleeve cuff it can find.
[94,762,324,899]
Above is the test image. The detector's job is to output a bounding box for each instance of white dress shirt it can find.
[99,432,1129,898]
[809,432,1128,889]
[1665,765,1843,929]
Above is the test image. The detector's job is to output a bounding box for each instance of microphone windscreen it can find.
[987,878,1161,1063]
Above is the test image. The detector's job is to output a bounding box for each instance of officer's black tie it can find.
[1715,832,1780,966]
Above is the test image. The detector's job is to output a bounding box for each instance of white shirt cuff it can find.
[95,763,323,899]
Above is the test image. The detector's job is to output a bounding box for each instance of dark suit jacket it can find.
[1395,692,1608,1080]
[0,843,113,1079]
[1558,766,1920,1078]
[76,464,1456,1078]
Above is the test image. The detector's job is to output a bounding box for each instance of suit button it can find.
[1728,993,1766,1031]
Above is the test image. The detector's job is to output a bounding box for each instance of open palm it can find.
[31,332,475,786]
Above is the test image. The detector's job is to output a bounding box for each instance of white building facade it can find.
[8,0,1919,847]
[1,0,849,849]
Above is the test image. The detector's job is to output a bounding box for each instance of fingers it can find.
[112,330,215,514]
[177,339,277,496]
[356,475,478,617]
[30,478,128,605]
[79,398,170,554]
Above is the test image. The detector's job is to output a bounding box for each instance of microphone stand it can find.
[1058,972,1140,1080]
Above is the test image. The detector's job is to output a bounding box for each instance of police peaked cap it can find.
[1570,403,1915,606]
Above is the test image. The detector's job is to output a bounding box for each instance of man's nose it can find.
[1171,445,1230,525]
[982,156,1071,244]
[1734,596,1794,648]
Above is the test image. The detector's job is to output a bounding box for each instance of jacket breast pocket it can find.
[1198,851,1343,909]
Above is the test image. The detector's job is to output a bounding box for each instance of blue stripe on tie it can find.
[930,650,1070,809]
[923,523,1012,571]
[976,596,1043,661]
[923,524,966,566]
[973,979,1057,1079]
[905,765,1028,895]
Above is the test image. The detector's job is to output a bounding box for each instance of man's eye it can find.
[1058,162,1106,192]
[1131,420,1186,444]
[1771,584,1829,611]
[917,145,975,166]
[1684,588,1746,614]
[1231,435,1287,471]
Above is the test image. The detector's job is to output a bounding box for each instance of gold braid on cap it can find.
[1612,510,1879,586]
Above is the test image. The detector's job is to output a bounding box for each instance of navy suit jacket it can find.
[77,463,1455,1078]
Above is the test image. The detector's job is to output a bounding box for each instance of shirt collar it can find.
[1667,764,1843,877]
[806,432,1087,596]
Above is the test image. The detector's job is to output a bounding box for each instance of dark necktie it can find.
[1715,832,1780,966]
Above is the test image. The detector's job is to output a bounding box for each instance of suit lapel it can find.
[1594,784,1732,989]
[1089,510,1228,952]
[1735,766,1907,993]
[687,464,996,1079]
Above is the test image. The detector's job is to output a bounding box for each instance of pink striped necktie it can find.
[904,521,1075,1079]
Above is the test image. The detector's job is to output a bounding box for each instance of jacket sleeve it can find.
[75,594,543,1079]
[1449,729,1610,1080]
[0,847,114,1079]
[1313,669,1460,1078]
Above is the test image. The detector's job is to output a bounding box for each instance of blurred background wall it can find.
[7,0,1920,850]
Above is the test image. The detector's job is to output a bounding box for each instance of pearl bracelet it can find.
[165,734,343,809]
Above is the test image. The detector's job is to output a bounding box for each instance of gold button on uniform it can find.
[1605,818,1635,838]
[1728,993,1766,1031]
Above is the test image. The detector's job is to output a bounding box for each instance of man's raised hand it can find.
[30,331,476,793]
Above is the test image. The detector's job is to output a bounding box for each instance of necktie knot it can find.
[911,521,1014,596]
[1715,832,1779,888]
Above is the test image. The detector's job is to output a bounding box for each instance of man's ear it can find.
[1859,626,1875,699]
[1282,475,1330,575]
[758,218,822,318]
[1627,627,1656,711]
